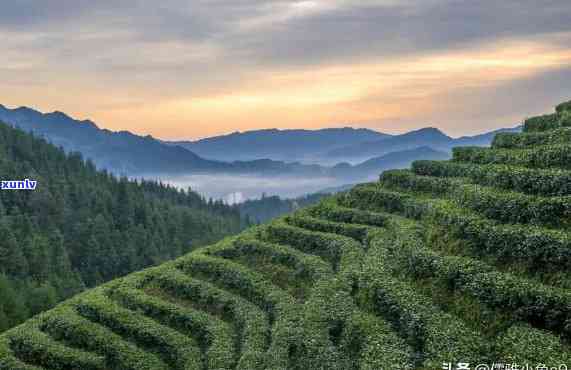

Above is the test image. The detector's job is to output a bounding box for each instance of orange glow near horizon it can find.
[2,35,571,140]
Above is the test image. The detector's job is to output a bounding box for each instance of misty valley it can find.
[0,104,518,205]
[151,174,344,204]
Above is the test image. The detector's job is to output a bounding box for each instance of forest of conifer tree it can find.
[0,121,244,332]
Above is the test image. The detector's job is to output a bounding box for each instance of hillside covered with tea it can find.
[2,100,571,368]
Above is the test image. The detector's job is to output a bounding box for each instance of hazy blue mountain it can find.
[0,104,520,187]
[0,104,222,174]
[170,127,391,162]
[326,126,521,160]
[453,127,522,146]
[331,146,451,180]
[0,104,325,176]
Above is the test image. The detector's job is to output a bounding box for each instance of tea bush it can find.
[452,145,571,169]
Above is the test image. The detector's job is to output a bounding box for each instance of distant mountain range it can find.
[0,104,520,184]
[330,146,451,180]
[170,128,390,162]
[171,125,521,165]
[0,104,324,176]
[0,104,215,174]
[326,126,521,160]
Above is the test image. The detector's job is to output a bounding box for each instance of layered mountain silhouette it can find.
[0,105,323,176]
[0,104,519,182]
[327,126,521,160]
[171,127,390,162]
[0,104,219,174]
[331,146,451,180]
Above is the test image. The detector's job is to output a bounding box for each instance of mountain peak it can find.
[14,106,40,114]
[414,144,435,150]
[80,119,99,129]
[47,110,73,120]
[402,127,451,141]
[410,127,447,135]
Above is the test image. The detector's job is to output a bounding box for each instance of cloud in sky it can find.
[0,0,570,139]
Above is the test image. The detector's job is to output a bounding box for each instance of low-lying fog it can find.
[146,174,351,204]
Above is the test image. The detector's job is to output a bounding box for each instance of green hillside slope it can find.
[0,122,242,334]
[2,101,571,369]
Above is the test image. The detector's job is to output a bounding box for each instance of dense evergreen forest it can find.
[0,121,243,333]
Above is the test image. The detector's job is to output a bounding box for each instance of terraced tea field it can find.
[2,100,571,369]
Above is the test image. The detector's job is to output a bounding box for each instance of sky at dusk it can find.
[1,0,571,140]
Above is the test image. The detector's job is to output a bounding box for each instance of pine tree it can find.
[0,307,8,333]
[0,275,28,329]
[116,179,134,231]
[117,228,138,275]
[81,234,100,286]
[91,214,118,280]
[0,221,29,277]
[26,282,58,316]
[24,235,51,282]
[49,230,72,275]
